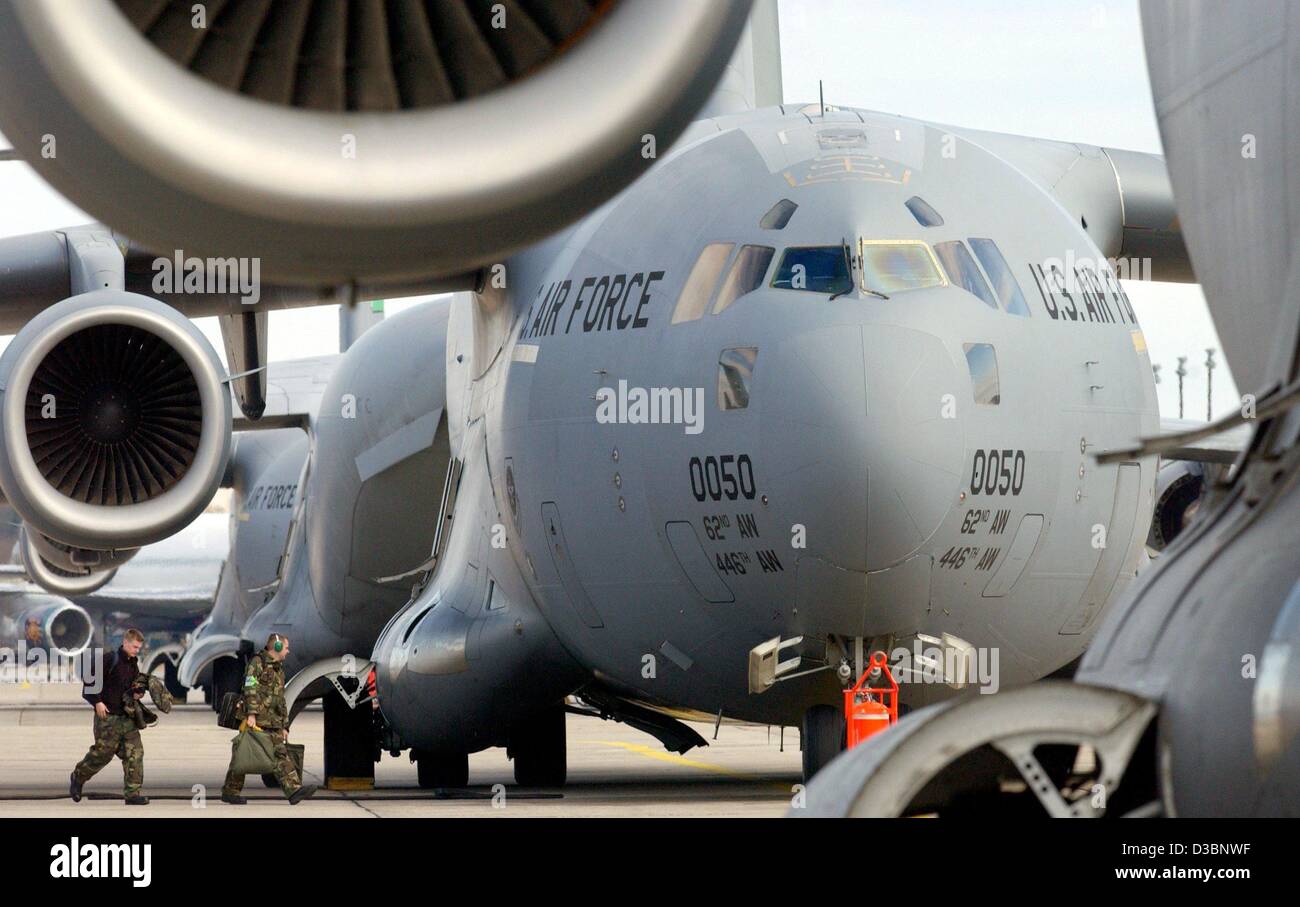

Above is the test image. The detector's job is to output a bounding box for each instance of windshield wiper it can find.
[829,238,855,300]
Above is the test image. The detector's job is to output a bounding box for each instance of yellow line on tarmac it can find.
[590,740,793,794]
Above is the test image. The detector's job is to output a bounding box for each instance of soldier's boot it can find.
[288,784,317,805]
[221,793,247,805]
[69,773,82,803]
[125,795,150,805]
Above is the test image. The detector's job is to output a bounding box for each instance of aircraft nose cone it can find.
[763,323,964,573]
[859,324,967,568]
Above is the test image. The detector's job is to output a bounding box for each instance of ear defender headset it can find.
[270,634,284,653]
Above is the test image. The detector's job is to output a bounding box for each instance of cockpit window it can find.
[713,245,775,314]
[859,241,946,294]
[771,246,853,295]
[968,238,1031,317]
[671,243,734,324]
[905,196,944,227]
[935,240,998,309]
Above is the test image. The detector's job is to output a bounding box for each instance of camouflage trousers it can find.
[73,714,144,797]
[222,729,301,797]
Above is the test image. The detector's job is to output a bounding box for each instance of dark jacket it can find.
[83,647,140,715]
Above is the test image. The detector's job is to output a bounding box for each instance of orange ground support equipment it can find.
[844,651,899,748]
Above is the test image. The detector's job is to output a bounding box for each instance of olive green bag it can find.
[229,728,278,776]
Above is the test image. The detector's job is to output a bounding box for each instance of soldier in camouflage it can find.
[221,634,317,805]
[70,628,150,805]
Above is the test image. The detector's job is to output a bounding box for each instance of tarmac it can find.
[0,683,803,817]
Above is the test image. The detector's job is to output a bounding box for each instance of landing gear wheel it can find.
[801,682,1158,817]
[414,749,469,789]
[511,704,567,787]
[801,704,845,782]
[161,658,188,700]
[212,657,242,710]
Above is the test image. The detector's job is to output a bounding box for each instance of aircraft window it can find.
[718,348,758,410]
[905,196,944,227]
[760,199,798,230]
[771,246,853,294]
[935,241,998,309]
[964,343,1000,405]
[858,241,946,294]
[969,238,1031,317]
[671,243,734,324]
[713,245,775,314]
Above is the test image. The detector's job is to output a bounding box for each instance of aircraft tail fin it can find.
[698,0,783,117]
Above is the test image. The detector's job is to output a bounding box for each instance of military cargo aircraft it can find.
[0,0,1236,788]
[803,0,1300,816]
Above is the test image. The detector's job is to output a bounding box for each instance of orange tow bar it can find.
[844,651,898,748]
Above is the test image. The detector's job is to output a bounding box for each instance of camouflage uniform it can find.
[74,647,146,797]
[122,674,175,729]
[221,652,302,797]
[73,713,144,797]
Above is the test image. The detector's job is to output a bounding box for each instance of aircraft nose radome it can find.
[764,324,964,574]
[860,324,967,568]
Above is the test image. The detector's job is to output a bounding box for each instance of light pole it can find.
[1205,348,1216,421]
[1176,356,1188,419]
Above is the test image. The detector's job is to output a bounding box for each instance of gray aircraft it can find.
[0,0,1238,790]
[174,357,331,704]
[804,0,1300,817]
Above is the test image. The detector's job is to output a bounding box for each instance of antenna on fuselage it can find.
[818,80,825,117]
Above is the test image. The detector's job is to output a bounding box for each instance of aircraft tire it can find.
[511,704,567,787]
[796,682,1157,816]
[162,659,188,700]
[801,704,845,782]
[414,750,469,789]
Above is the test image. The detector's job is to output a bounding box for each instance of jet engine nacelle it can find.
[0,290,231,553]
[1147,460,1207,553]
[18,525,122,596]
[0,0,752,285]
[0,594,94,657]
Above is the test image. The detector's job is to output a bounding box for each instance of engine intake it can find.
[1148,460,1207,553]
[0,595,94,657]
[0,290,231,551]
[0,0,752,284]
[18,526,123,596]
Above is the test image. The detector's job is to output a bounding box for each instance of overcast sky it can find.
[0,0,1237,419]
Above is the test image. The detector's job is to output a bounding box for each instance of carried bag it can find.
[229,728,278,776]
[217,692,245,730]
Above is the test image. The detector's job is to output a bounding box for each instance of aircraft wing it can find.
[1154,417,1252,465]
